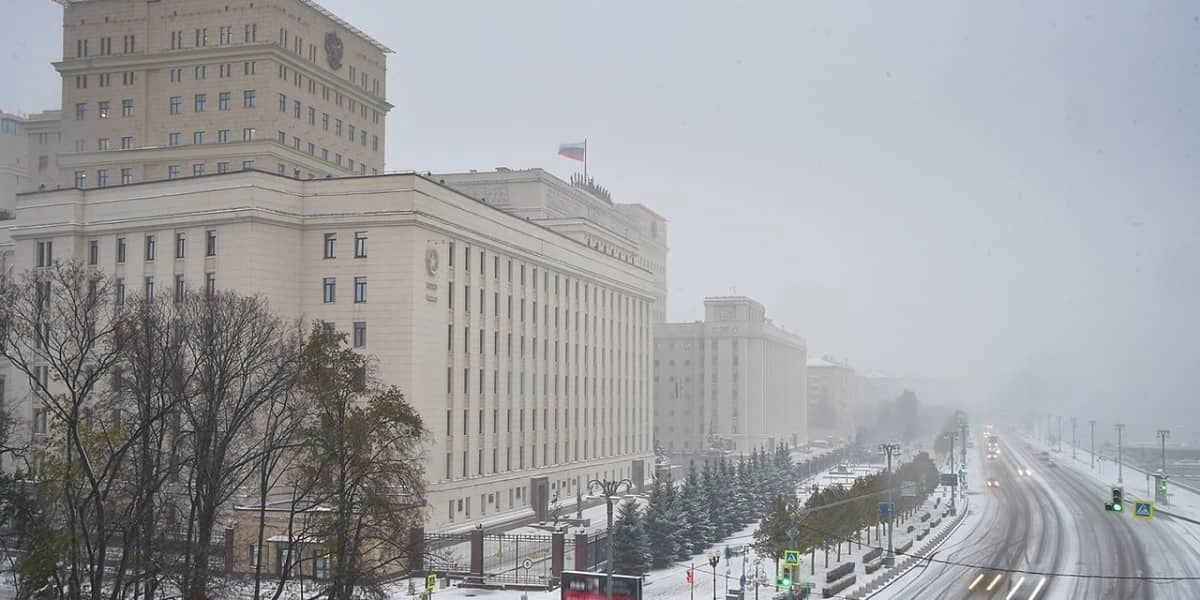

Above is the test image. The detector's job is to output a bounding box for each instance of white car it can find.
[986,478,1001,488]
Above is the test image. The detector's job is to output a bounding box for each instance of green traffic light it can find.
[1113,503,1123,512]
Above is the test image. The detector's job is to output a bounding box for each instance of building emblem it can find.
[324,32,344,70]
[425,247,440,276]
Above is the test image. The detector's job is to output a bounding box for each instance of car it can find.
[1047,459,1057,467]
[1017,466,1031,476]
[986,478,1001,488]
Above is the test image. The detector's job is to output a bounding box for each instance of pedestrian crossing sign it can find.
[1134,500,1154,520]
[426,573,438,590]
[783,550,801,566]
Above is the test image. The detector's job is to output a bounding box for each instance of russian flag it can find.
[558,142,586,162]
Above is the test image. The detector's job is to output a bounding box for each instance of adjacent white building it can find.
[653,296,807,456]
[6,169,658,530]
[806,356,861,443]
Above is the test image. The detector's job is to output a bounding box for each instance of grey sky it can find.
[3,0,1199,433]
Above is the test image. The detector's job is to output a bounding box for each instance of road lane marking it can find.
[968,573,985,590]
[1028,576,1048,599]
[986,573,1003,591]
[1004,576,1025,600]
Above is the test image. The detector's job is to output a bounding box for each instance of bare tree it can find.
[0,260,137,600]
[296,323,425,600]
[177,291,301,600]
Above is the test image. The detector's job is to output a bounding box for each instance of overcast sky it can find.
[3,0,1198,439]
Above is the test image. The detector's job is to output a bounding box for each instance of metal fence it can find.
[421,532,472,576]
[481,533,554,587]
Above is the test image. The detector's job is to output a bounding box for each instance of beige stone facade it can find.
[50,0,390,190]
[433,169,670,323]
[806,357,861,443]
[653,297,807,456]
[6,170,657,530]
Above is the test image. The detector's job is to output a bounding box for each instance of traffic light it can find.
[1111,486,1124,512]
[776,567,793,590]
[686,569,693,584]
[1160,480,1169,493]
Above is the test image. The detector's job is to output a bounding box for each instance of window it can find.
[123,34,135,53]
[218,91,230,111]
[219,25,232,45]
[353,322,366,348]
[293,100,301,119]
[206,230,217,256]
[194,65,206,80]
[217,161,228,173]
[144,235,156,261]
[308,107,316,125]
[243,89,256,108]
[74,170,87,187]
[322,113,329,130]
[169,96,181,114]
[96,169,108,187]
[193,163,205,176]
[373,135,379,152]
[122,98,133,116]
[170,31,182,49]
[168,165,180,179]
[205,272,216,297]
[120,168,132,185]
[195,28,208,47]
[322,278,336,303]
[353,277,367,303]
[116,238,126,263]
[323,233,336,258]
[75,140,85,153]
[193,131,205,145]
[75,75,87,89]
[174,274,185,303]
[99,73,111,87]
[217,129,230,143]
[244,23,257,42]
[100,36,111,55]
[98,101,110,119]
[292,136,300,149]
[354,232,367,258]
[277,131,286,145]
[194,93,207,112]
[335,119,342,136]
[120,136,133,149]
[168,132,181,146]
[170,68,182,82]
[242,128,255,141]
[75,103,86,120]
[122,71,134,85]
[97,138,110,151]
[242,159,255,170]
[278,93,287,113]
[174,233,186,259]
[219,63,231,78]
[144,276,155,301]
[35,241,53,267]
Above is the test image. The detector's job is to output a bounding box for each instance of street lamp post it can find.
[879,443,900,566]
[944,433,956,514]
[1089,420,1096,470]
[1057,416,1063,453]
[1115,424,1126,484]
[1071,417,1077,460]
[1157,429,1170,473]
[707,551,720,600]
[588,478,633,600]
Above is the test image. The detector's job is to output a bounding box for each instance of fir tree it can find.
[643,480,683,568]
[611,498,650,576]
[682,461,713,553]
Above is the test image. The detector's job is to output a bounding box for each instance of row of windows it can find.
[274,128,374,173]
[74,71,137,89]
[166,25,258,50]
[444,436,642,481]
[166,61,257,83]
[320,276,368,304]
[38,231,219,269]
[275,93,379,150]
[119,273,218,305]
[74,34,137,58]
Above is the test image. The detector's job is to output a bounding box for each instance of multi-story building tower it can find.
[807,356,861,443]
[51,0,390,189]
[434,169,670,323]
[654,296,807,456]
[24,111,64,194]
[7,170,658,530]
[1,111,30,216]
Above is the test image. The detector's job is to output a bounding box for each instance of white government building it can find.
[0,0,667,531]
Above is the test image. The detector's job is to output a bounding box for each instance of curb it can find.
[847,494,971,599]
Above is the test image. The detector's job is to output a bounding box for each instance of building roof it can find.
[807,356,845,369]
[51,0,394,54]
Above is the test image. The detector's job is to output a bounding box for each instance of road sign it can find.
[1134,500,1155,520]
[940,473,959,487]
[783,549,801,566]
[879,501,893,516]
[425,573,437,590]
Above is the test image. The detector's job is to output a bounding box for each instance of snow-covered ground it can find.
[408,453,966,600]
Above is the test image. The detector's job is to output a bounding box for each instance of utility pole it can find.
[944,432,956,514]
[879,443,900,567]
[1115,424,1126,484]
[1157,429,1170,473]
[959,421,968,469]
[1089,420,1096,470]
[1046,414,1052,445]
[1057,416,1063,452]
[1071,417,1077,460]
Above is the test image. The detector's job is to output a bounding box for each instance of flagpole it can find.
[583,138,588,181]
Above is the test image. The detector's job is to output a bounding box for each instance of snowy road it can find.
[874,433,1200,600]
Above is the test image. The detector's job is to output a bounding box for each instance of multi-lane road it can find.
[875,432,1200,599]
